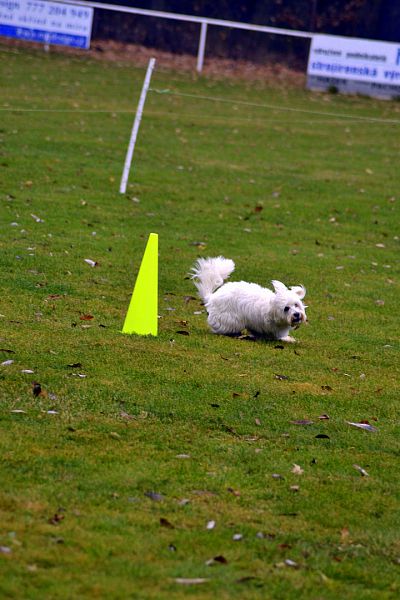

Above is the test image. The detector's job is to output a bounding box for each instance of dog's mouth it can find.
[291,314,306,327]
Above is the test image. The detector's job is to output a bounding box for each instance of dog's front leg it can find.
[276,327,296,343]
[279,335,296,343]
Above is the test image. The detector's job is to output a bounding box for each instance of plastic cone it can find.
[122,233,158,335]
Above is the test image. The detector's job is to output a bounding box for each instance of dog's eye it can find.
[295,303,299,308]
[284,306,290,313]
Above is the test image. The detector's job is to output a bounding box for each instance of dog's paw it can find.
[279,335,296,343]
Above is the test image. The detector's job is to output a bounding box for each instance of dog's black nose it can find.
[293,312,301,320]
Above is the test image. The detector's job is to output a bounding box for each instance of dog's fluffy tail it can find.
[190,256,235,303]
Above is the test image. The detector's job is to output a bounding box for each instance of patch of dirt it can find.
[3,37,306,87]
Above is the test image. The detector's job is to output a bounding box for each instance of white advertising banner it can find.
[307,34,400,98]
[0,0,93,49]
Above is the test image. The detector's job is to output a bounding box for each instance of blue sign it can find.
[0,1,93,49]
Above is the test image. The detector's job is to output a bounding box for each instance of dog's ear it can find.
[290,285,306,299]
[271,280,288,295]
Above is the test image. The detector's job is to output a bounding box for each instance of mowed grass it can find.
[0,43,399,599]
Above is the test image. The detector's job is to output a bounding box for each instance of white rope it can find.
[2,90,399,124]
[149,87,400,125]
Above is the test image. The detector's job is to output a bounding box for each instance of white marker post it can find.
[119,57,156,194]
[197,21,208,73]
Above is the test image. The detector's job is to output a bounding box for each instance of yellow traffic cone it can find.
[122,233,158,336]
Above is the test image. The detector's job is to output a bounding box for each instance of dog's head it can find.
[271,280,308,328]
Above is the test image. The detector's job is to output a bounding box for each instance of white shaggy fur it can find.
[191,256,307,342]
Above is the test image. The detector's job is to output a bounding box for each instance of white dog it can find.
[191,256,307,342]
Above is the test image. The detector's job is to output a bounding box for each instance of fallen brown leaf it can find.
[340,527,350,542]
[235,576,260,584]
[278,543,292,550]
[275,373,289,380]
[160,517,174,529]
[32,382,47,397]
[48,512,65,525]
[119,410,135,421]
[232,392,249,399]
[205,555,228,566]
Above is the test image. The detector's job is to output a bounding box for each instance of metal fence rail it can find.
[55,0,313,72]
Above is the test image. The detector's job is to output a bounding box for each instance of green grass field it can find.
[0,42,399,599]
